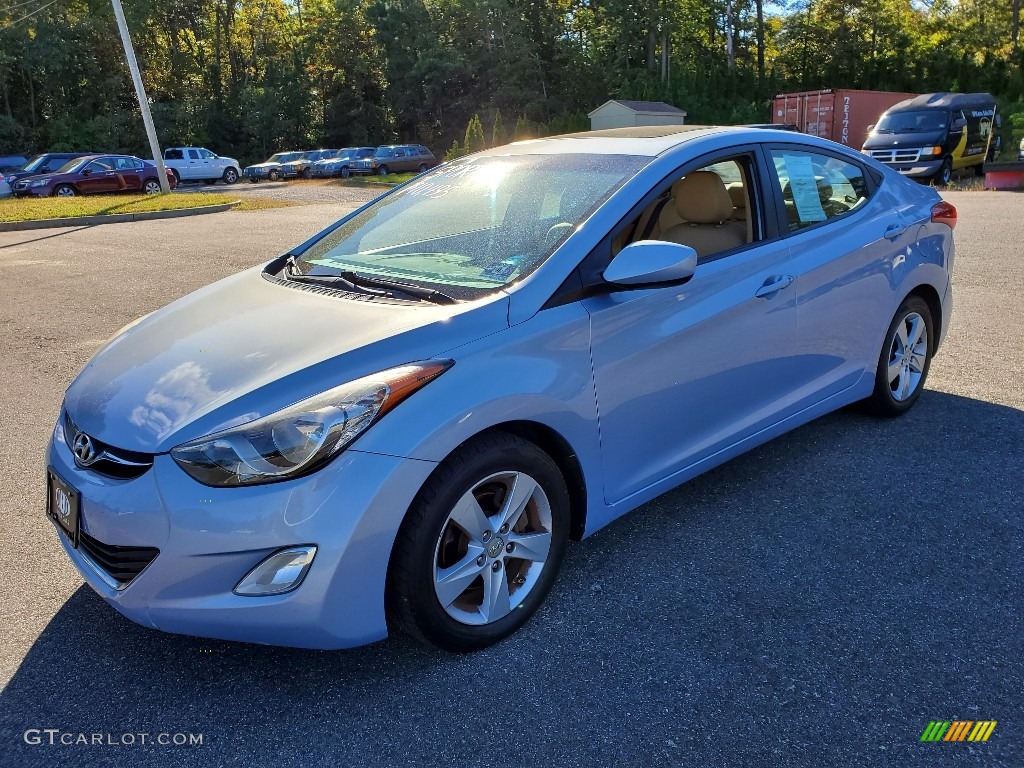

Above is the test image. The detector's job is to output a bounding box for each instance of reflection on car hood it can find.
[246,161,282,169]
[65,267,509,453]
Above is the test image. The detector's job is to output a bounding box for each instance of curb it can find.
[0,201,241,232]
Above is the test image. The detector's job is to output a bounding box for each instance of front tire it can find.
[377,165,389,176]
[223,167,239,184]
[934,157,953,186]
[340,166,351,178]
[52,184,76,197]
[387,431,570,652]
[861,296,934,417]
[268,169,281,182]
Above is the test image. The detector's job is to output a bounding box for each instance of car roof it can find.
[475,125,739,157]
[885,92,996,113]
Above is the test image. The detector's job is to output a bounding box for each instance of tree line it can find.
[2,0,1023,165]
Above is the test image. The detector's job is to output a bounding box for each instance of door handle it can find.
[884,223,908,241]
[755,274,794,298]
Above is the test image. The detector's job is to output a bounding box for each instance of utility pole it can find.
[111,0,170,193]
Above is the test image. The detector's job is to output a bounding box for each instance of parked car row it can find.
[243,145,437,181]
[0,152,178,198]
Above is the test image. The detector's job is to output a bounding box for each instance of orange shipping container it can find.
[771,89,919,149]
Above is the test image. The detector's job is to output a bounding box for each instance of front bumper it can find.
[875,158,943,179]
[13,185,49,197]
[47,419,436,649]
[243,167,274,179]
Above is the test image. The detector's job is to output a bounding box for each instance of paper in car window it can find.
[782,154,827,223]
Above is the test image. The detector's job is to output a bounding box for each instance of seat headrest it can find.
[673,171,734,224]
[727,183,746,209]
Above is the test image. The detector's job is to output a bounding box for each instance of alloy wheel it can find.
[144,180,161,195]
[887,311,928,401]
[433,470,553,626]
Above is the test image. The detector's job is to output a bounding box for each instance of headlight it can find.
[171,361,452,486]
[923,146,943,157]
[31,179,48,187]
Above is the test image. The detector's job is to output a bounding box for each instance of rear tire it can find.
[387,431,570,652]
[861,295,934,417]
[170,169,181,185]
[143,179,162,195]
[417,163,428,173]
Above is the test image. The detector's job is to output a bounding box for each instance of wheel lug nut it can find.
[499,523,509,534]
[491,561,501,572]
[506,543,515,553]
[482,531,491,543]
[476,555,485,566]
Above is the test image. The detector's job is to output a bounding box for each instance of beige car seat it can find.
[659,172,747,258]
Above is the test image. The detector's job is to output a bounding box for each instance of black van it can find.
[861,92,997,184]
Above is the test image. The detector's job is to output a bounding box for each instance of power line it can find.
[5,0,58,25]
[1,0,51,12]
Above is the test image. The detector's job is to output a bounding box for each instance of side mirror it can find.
[603,240,698,287]
[951,117,967,130]
[80,168,91,176]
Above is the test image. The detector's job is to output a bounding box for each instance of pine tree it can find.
[445,139,465,160]
[513,115,532,140]
[464,114,486,153]
[491,109,506,146]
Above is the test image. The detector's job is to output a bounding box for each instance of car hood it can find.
[247,161,283,169]
[862,130,947,150]
[65,266,510,454]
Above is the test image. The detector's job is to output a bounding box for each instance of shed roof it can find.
[588,100,687,117]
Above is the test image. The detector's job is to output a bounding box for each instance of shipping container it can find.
[771,89,919,149]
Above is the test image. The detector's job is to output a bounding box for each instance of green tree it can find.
[464,113,485,153]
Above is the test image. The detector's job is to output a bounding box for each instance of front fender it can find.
[351,301,604,525]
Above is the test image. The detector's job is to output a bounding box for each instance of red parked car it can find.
[11,154,177,197]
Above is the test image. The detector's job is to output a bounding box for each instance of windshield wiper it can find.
[283,258,456,305]
[337,271,457,305]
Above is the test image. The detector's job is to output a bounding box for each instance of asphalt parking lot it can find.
[0,190,1021,767]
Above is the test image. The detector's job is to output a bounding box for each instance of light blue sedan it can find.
[47,126,956,651]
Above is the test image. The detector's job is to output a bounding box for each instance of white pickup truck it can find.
[162,147,241,185]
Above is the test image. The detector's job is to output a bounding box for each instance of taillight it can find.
[931,201,957,229]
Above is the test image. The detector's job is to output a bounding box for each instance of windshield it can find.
[55,158,89,173]
[294,153,646,300]
[874,110,951,134]
[268,153,300,163]
[22,155,47,172]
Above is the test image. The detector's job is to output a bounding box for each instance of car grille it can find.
[63,411,154,480]
[868,148,922,164]
[79,530,159,586]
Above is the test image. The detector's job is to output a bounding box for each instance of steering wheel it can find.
[544,222,573,249]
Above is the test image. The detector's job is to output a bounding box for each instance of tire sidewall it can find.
[395,437,570,651]
[872,295,934,416]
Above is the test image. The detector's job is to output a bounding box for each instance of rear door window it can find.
[767,149,870,231]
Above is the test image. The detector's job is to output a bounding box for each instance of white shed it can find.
[588,100,687,131]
